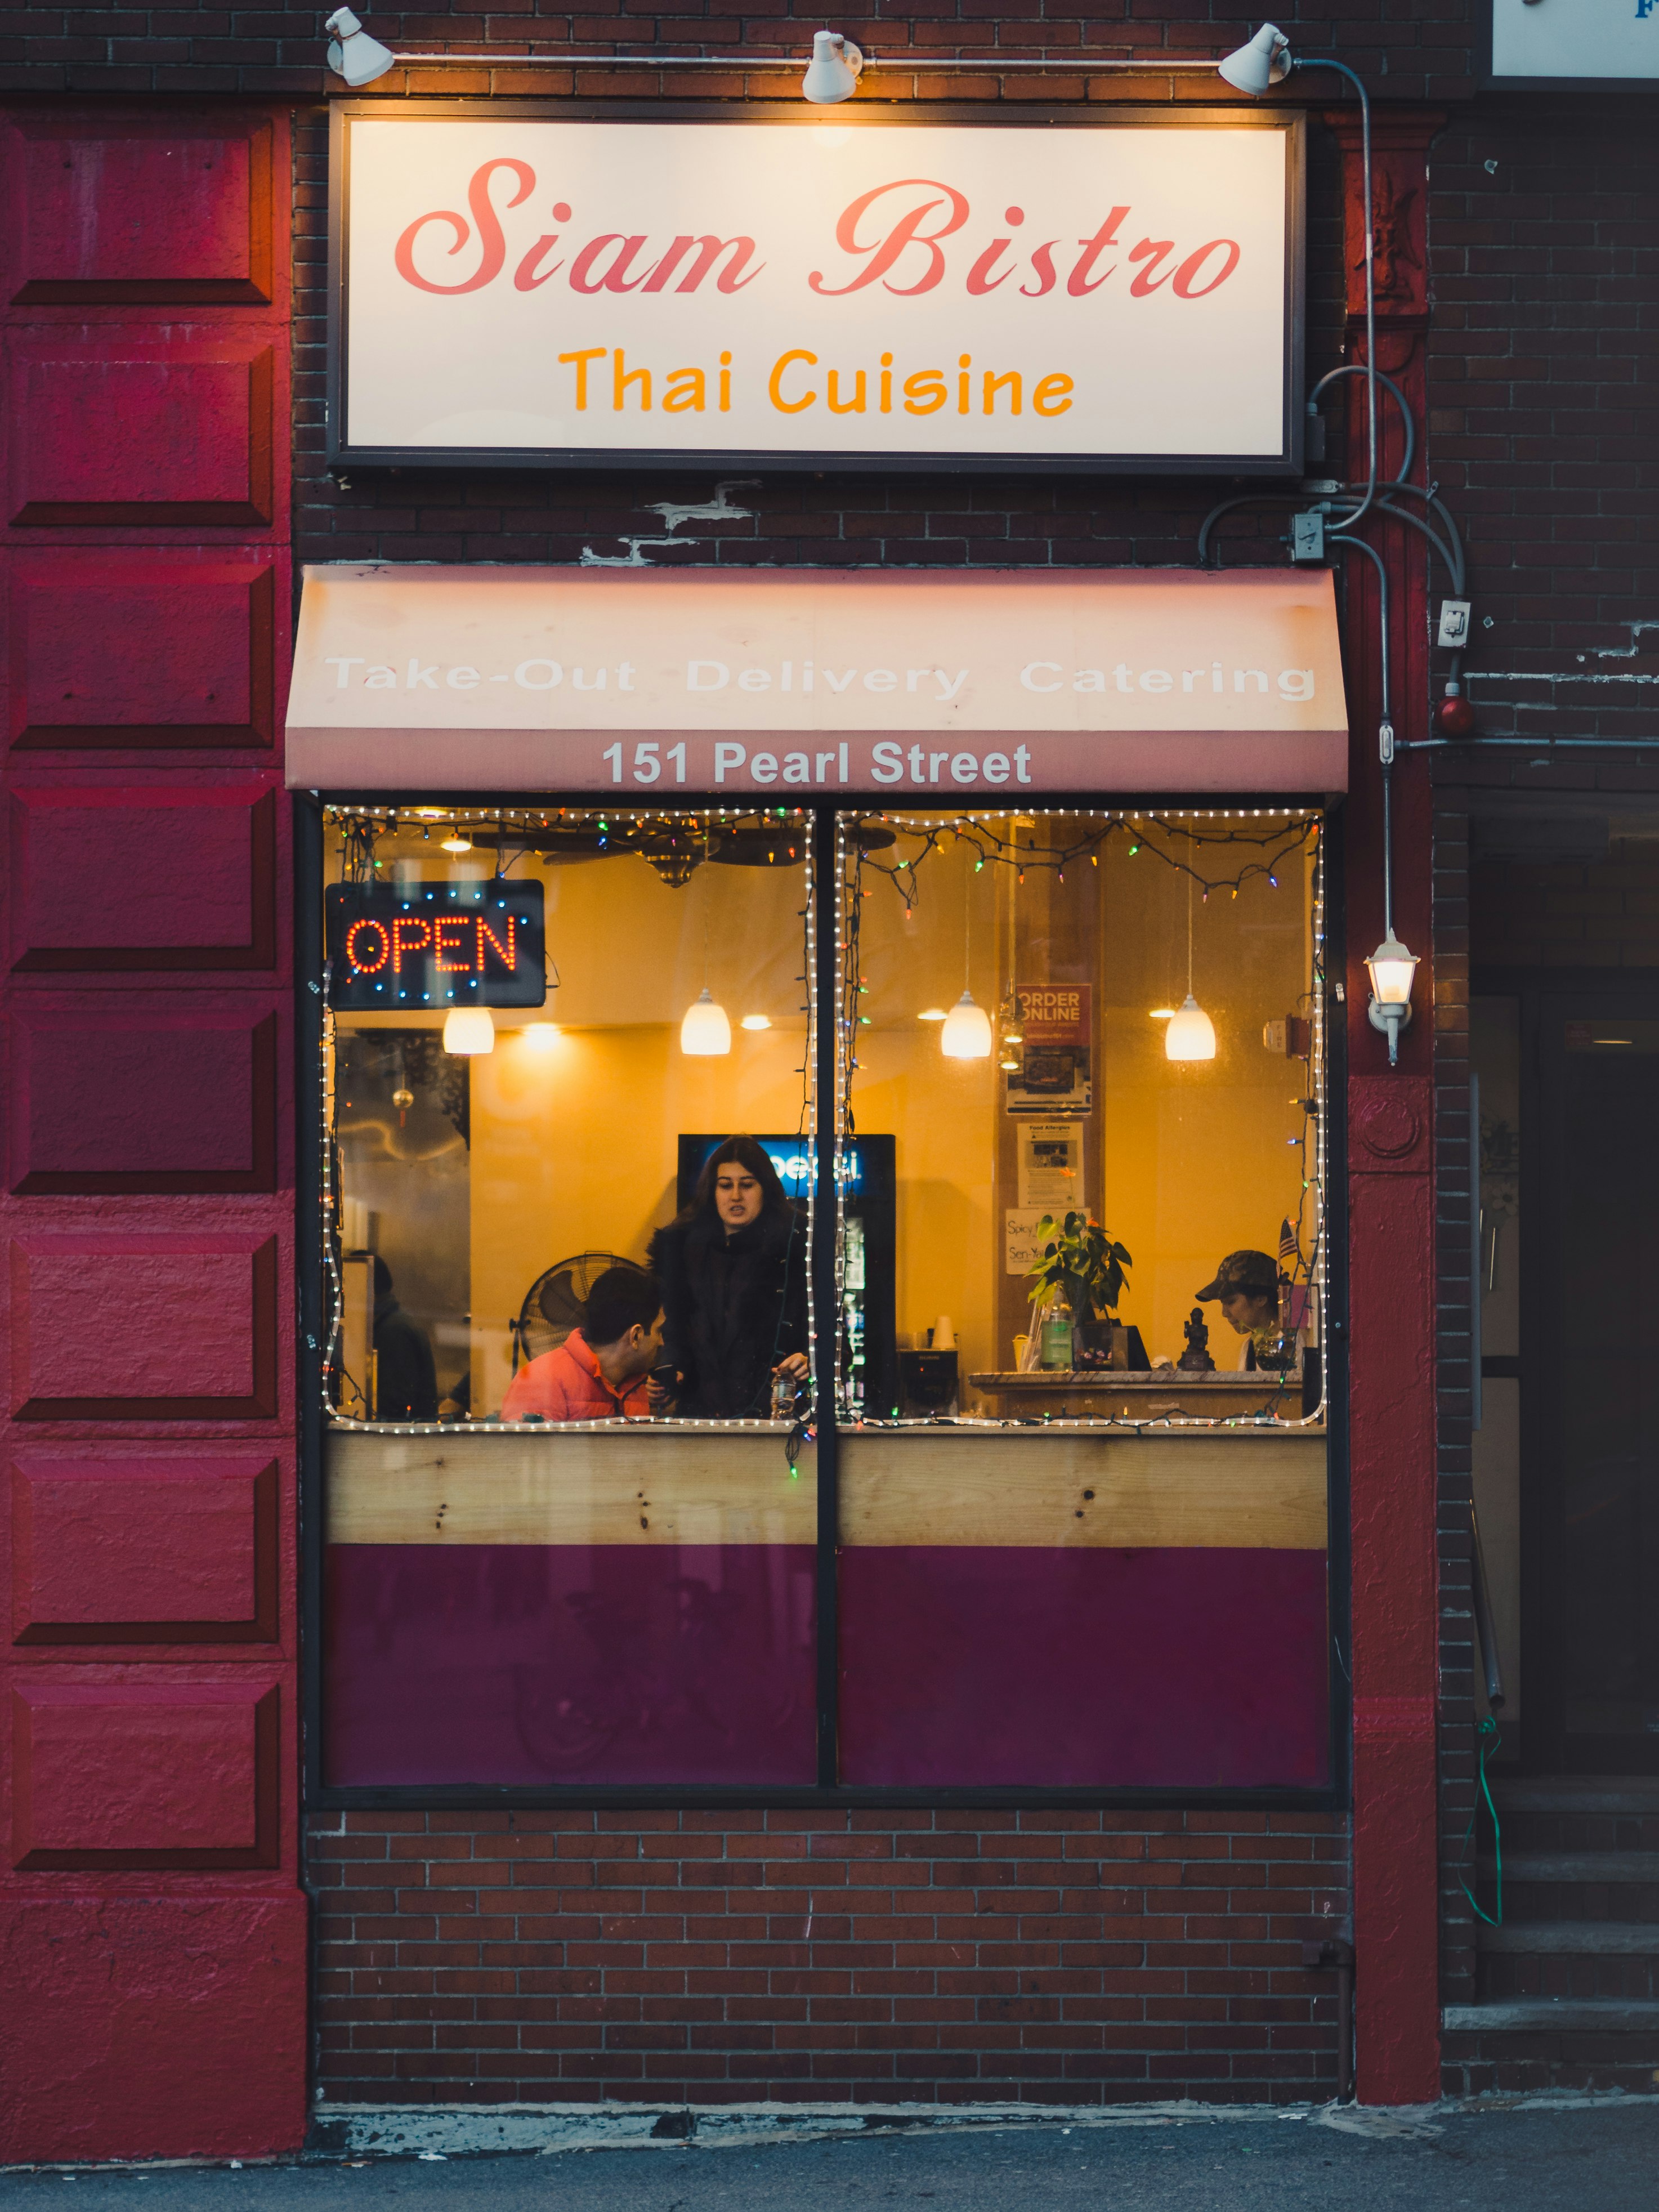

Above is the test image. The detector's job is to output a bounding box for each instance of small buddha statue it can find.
[1177,1307,1215,1373]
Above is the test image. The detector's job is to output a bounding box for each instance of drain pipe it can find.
[1304,1937,1356,2101]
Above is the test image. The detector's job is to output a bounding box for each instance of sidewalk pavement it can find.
[4,2100,1658,2212]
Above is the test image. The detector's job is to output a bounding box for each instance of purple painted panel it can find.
[839,1547,1329,1788]
[324,1544,817,1787]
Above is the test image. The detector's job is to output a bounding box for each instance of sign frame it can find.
[326,100,1306,480]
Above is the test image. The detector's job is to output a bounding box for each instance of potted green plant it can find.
[1027,1211,1133,1368]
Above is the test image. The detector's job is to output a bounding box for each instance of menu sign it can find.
[330,106,1303,473]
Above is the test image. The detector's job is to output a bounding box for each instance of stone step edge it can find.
[1445,1999,1659,2034]
[1479,1855,1659,1883]
[1477,1921,1659,1955]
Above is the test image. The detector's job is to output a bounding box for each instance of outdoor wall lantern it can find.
[1365,936,1418,1066]
[324,7,397,84]
[801,30,865,102]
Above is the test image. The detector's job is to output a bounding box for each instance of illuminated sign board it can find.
[329,105,1304,476]
[325,879,545,1010]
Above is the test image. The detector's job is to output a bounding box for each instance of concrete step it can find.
[1477,1921,1659,1955]
[1492,1779,1659,1815]
[1445,1998,1659,2034]
[1482,1853,1659,1884]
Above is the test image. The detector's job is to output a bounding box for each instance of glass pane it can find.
[320,803,818,1786]
[835,807,1329,1788]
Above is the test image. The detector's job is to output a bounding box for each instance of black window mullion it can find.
[811,803,842,1788]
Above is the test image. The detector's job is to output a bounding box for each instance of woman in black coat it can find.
[647,1135,811,1418]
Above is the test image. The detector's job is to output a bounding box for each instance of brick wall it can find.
[310,1809,1349,2106]
[0,1,1479,105]
[1428,102,1659,748]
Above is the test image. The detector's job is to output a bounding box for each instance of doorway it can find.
[1476,986,1659,1774]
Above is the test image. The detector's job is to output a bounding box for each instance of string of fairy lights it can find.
[320,801,1327,1435]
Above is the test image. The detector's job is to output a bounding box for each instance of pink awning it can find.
[285,565,1348,797]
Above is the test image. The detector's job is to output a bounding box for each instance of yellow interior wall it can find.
[469,1023,810,1415]
[851,816,1316,1389]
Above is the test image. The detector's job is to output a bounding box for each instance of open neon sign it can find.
[325,879,546,1010]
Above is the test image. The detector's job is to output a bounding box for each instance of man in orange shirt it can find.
[501,1266,668,1423]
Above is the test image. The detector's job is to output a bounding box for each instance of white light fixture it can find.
[941,991,993,1060]
[1149,1007,1178,1021]
[325,6,397,84]
[681,987,732,1056]
[918,1008,948,1022]
[520,1022,561,1053]
[441,831,473,854]
[1165,994,1218,1062]
[1166,868,1217,1063]
[1366,933,1419,1066]
[740,1013,772,1031]
[802,29,863,102]
[1217,20,1291,94]
[442,1007,495,1055]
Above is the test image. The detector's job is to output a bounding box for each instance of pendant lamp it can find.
[442,1007,495,1055]
[941,991,993,1058]
[940,851,992,1060]
[679,825,733,1056]
[1165,867,1217,1063]
[1164,994,1217,1061]
[680,986,732,1056]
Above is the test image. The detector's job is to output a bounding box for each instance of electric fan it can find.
[510,1251,647,1374]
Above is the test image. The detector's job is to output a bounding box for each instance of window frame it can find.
[299,789,1351,1813]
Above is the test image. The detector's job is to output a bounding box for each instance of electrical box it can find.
[1263,1016,1313,1057]
[1437,599,1472,647]
[1290,510,1326,563]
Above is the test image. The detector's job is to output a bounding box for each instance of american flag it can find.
[1278,1217,1298,1273]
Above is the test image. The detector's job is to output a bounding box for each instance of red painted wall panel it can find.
[5,558,276,749]
[11,1681,276,1864]
[1,115,274,306]
[7,1232,279,1419]
[4,330,274,528]
[7,1001,278,1193]
[7,785,278,968]
[10,1454,279,1643]
[0,1896,307,2163]
[0,92,302,2166]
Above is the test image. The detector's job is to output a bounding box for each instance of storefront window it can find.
[832,808,1331,1788]
[320,803,819,1786]
[315,800,1332,1794]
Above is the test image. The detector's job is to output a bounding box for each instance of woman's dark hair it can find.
[583,1265,662,1347]
[679,1134,792,1229]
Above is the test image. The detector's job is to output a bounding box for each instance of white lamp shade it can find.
[802,29,862,102]
[940,991,994,1060]
[680,988,732,1056]
[1217,21,1290,95]
[442,1007,495,1055]
[325,7,397,83]
[1164,994,1217,1062]
[1366,935,1419,1009]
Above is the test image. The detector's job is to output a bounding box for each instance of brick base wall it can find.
[309,1811,1350,2107]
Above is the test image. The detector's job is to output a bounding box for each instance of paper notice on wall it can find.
[1005,983,1092,1115]
[1005,1208,1047,1277]
[1017,1123,1084,1212]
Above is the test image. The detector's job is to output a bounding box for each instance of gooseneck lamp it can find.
[801,30,864,102]
[324,7,397,84]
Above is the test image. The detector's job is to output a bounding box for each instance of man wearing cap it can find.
[1196,1249,1294,1372]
